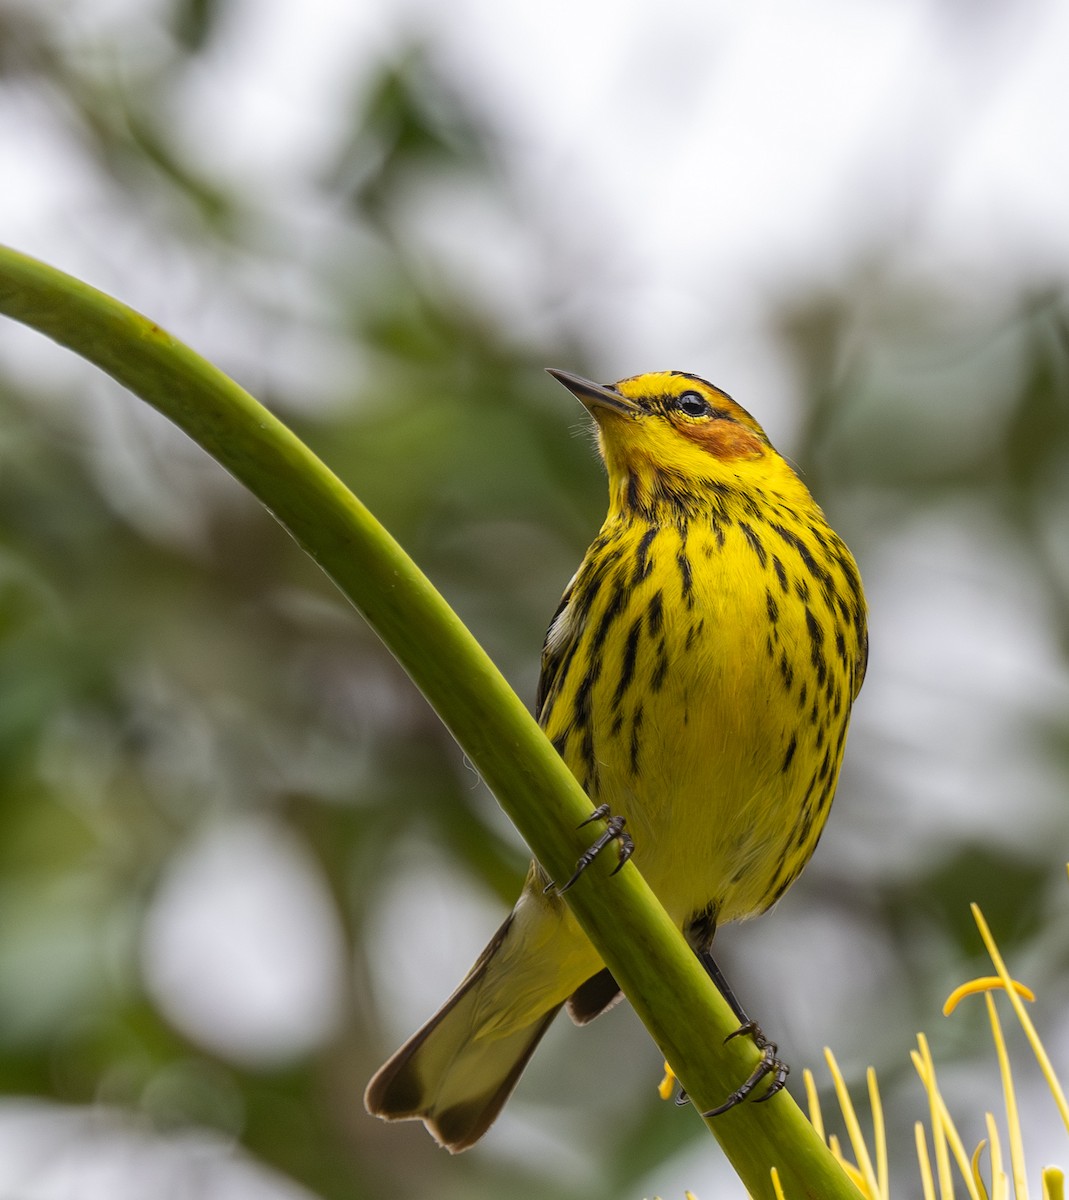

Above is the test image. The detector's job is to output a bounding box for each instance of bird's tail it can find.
[364,910,565,1153]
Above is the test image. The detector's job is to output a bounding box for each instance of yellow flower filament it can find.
[868,1066,888,1200]
[824,1048,881,1199]
[971,904,1069,1133]
[913,1033,983,1200]
[984,1112,1008,1200]
[985,991,1028,1200]
[916,1122,937,1200]
[803,1067,826,1143]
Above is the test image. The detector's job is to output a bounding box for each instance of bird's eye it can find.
[674,391,712,418]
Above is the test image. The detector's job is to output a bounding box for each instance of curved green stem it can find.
[0,244,861,1200]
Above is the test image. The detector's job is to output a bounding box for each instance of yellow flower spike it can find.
[916,1122,938,1200]
[844,1165,871,1196]
[913,1035,984,1200]
[985,992,1029,1200]
[658,1062,677,1101]
[971,903,1069,1133]
[983,1111,1008,1200]
[937,1105,985,1200]
[944,976,1035,1016]
[823,1048,881,1200]
[969,1138,991,1200]
[828,1130,871,1192]
[804,1067,826,1144]
[867,1066,888,1200]
[913,1038,955,1200]
[770,1167,787,1200]
[805,886,1069,1200]
[822,1142,871,1198]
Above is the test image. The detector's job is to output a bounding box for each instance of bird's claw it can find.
[698,1022,789,1117]
[543,804,635,895]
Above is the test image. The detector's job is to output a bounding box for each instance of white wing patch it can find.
[544,593,578,658]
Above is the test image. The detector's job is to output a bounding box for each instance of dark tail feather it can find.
[365,914,564,1153]
[566,967,622,1025]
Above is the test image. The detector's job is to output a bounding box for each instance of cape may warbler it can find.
[366,369,868,1151]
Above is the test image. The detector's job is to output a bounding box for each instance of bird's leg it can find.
[674,938,789,1115]
[543,804,635,895]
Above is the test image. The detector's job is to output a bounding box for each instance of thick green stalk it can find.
[0,244,860,1200]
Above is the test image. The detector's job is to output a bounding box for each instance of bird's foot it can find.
[543,804,635,895]
[687,1022,788,1117]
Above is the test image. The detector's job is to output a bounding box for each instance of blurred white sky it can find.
[6,0,1069,391]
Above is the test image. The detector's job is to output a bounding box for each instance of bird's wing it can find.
[854,626,869,698]
[535,573,579,724]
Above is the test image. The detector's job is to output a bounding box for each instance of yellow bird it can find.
[365,369,868,1151]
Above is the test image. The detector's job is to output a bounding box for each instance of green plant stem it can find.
[0,244,861,1200]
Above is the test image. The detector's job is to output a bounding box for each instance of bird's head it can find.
[548,369,803,518]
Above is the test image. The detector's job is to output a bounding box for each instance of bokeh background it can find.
[1,1,1068,1197]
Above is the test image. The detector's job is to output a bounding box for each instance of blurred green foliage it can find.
[1,1,1068,1198]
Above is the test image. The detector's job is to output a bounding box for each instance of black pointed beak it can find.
[546,368,638,416]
